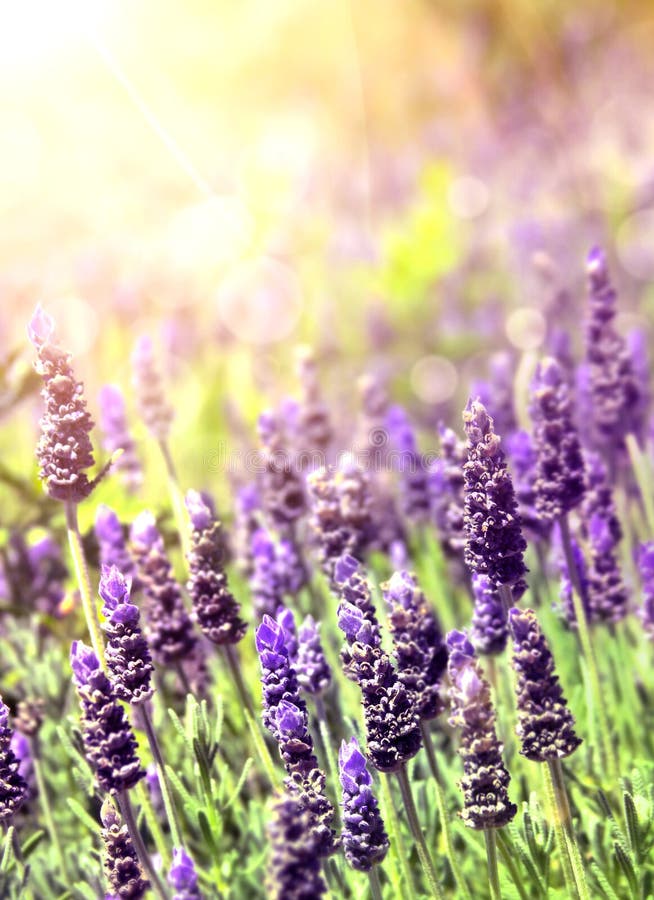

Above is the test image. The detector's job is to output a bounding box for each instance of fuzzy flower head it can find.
[266,792,327,900]
[470,572,507,657]
[338,737,389,872]
[296,615,332,697]
[101,798,149,900]
[168,847,203,900]
[28,305,97,503]
[462,399,527,596]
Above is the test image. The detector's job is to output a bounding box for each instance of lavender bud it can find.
[255,615,305,741]
[338,737,389,871]
[386,405,430,524]
[186,490,246,646]
[586,515,628,624]
[0,699,27,822]
[296,616,332,697]
[509,608,581,761]
[95,506,138,589]
[276,606,298,662]
[266,792,327,900]
[295,345,333,457]
[470,573,507,657]
[258,409,306,530]
[463,400,527,596]
[70,641,144,794]
[250,528,285,620]
[275,537,308,597]
[131,336,174,442]
[101,798,149,899]
[100,565,154,705]
[98,385,142,492]
[168,847,203,900]
[28,306,96,503]
[447,631,516,829]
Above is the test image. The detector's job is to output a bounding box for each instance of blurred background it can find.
[2,0,654,510]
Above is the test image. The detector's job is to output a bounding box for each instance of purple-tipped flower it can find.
[28,306,97,503]
[186,490,246,645]
[506,429,551,542]
[0,699,27,822]
[447,631,516,829]
[586,248,641,456]
[336,557,422,772]
[95,506,138,589]
[168,847,203,900]
[638,542,654,638]
[101,798,149,899]
[470,572,507,656]
[250,528,285,620]
[386,405,430,524]
[130,512,198,666]
[462,400,527,596]
[509,608,581,761]
[10,732,34,801]
[70,641,144,794]
[131,336,174,442]
[100,565,154,705]
[98,384,142,493]
[266,792,327,900]
[276,606,298,661]
[338,737,389,872]
[529,357,586,524]
[307,459,372,583]
[255,615,306,741]
[296,615,332,697]
[383,571,447,720]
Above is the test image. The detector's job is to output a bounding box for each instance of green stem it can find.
[369,865,384,900]
[485,829,501,900]
[174,661,192,697]
[420,723,471,900]
[315,697,339,792]
[559,513,616,778]
[542,762,580,899]
[141,703,183,849]
[30,736,68,881]
[626,433,654,536]
[496,832,533,900]
[395,764,444,900]
[65,501,105,666]
[548,758,589,900]
[380,772,414,900]
[136,780,169,869]
[118,790,168,899]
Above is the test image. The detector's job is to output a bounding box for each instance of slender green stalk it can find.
[369,865,384,900]
[496,831,532,900]
[548,758,590,900]
[485,829,501,900]
[118,790,168,899]
[174,661,192,697]
[379,772,414,900]
[158,438,190,558]
[136,780,169,869]
[626,433,654,536]
[559,513,616,777]
[65,501,105,666]
[542,761,586,900]
[420,723,472,900]
[141,703,183,849]
[30,736,68,881]
[395,763,444,900]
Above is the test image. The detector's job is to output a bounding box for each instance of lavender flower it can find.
[95,506,138,588]
[506,429,551,542]
[10,732,34,800]
[0,699,27,822]
[130,512,198,666]
[296,615,332,697]
[266,792,327,900]
[186,490,246,645]
[463,399,527,596]
[429,425,466,562]
[145,764,165,819]
[131,336,174,442]
[447,631,516,829]
[529,357,586,524]
[638,542,654,638]
[70,641,144,794]
[336,557,422,772]
[509,608,581,761]
[3,532,68,617]
[255,615,306,741]
[276,606,298,662]
[250,528,285,620]
[275,537,308,598]
[232,484,261,579]
[98,384,142,492]
[28,306,96,503]
[386,404,430,524]
[101,798,149,899]
[307,459,372,583]
[383,571,447,720]
[168,847,203,900]
[470,572,507,656]
[475,352,518,442]
[258,409,306,531]
[586,247,641,455]
[100,565,154,705]
[295,345,333,457]
[338,737,389,871]
[586,515,629,624]
[556,534,590,627]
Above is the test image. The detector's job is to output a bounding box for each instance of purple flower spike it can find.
[28,306,97,503]
[429,425,467,564]
[131,335,174,442]
[470,572,507,657]
[100,565,153,705]
[186,491,246,646]
[447,631,516,830]
[101,798,149,899]
[70,641,144,794]
[295,345,333,458]
[462,399,527,597]
[98,384,142,493]
[556,532,591,627]
[0,699,27,823]
[275,538,308,597]
[250,528,285,620]
[95,506,138,588]
[276,606,298,661]
[506,429,551,542]
[258,409,306,531]
[233,484,262,579]
[509,608,581,761]
[168,847,203,900]
[266,792,328,900]
[338,737,389,872]
[386,404,430,524]
[639,542,654,639]
[296,616,332,697]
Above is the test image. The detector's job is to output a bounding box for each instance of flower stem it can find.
[174,661,192,697]
[30,736,68,881]
[379,769,414,900]
[559,513,616,777]
[395,763,444,900]
[547,758,590,900]
[420,723,471,900]
[626,433,654,536]
[141,703,183,849]
[315,697,339,792]
[496,831,533,900]
[65,501,105,667]
[135,780,169,869]
[369,864,384,900]
[118,790,168,899]
[485,829,501,900]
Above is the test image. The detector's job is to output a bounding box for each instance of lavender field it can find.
[2,2,654,898]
